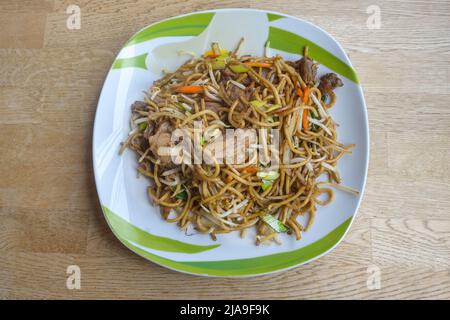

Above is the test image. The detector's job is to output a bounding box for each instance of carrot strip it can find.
[302,87,310,104]
[204,53,220,58]
[302,109,309,130]
[244,62,273,68]
[175,86,204,94]
[241,166,258,174]
[297,88,303,97]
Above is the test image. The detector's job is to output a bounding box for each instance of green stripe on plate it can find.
[102,205,220,253]
[267,13,284,22]
[125,12,215,47]
[112,53,148,70]
[110,208,352,276]
[268,26,359,83]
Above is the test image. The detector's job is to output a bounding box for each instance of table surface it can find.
[1,0,449,299]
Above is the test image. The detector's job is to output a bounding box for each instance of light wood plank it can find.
[1,0,449,299]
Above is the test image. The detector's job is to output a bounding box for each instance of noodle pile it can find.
[121,40,357,245]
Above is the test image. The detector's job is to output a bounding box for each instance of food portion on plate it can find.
[120,39,357,245]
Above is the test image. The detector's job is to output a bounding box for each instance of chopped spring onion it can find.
[250,100,266,108]
[229,64,249,73]
[211,59,226,70]
[174,102,192,112]
[265,104,281,113]
[257,171,279,180]
[138,122,148,132]
[261,214,288,232]
[261,180,273,191]
[175,190,188,200]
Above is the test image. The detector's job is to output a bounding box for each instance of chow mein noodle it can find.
[120,40,358,245]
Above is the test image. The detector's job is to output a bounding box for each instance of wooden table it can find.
[1,0,449,299]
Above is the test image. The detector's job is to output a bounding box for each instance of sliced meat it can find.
[227,84,244,101]
[130,101,147,113]
[205,101,223,113]
[318,73,343,95]
[297,56,318,85]
[225,83,255,113]
[147,121,174,165]
[204,129,257,165]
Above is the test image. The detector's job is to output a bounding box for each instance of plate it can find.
[92,8,369,277]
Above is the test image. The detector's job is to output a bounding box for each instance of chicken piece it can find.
[204,129,257,165]
[147,121,174,165]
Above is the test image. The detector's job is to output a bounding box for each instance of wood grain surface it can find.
[1,0,449,299]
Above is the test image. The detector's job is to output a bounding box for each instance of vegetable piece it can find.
[211,52,230,70]
[229,64,249,73]
[261,214,288,232]
[175,86,204,94]
[265,104,281,113]
[199,136,205,145]
[250,100,266,108]
[261,180,273,191]
[225,175,233,183]
[244,62,273,68]
[211,59,226,70]
[302,87,310,104]
[175,190,188,200]
[241,166,258,174]
[302,109,309,130]
[257,171,279,180]
[297,88,303,97]
[175,102,192,112]
[203,49,229,58]
[138,122,148,132]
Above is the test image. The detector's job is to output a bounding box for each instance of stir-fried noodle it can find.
[121,40,358,245]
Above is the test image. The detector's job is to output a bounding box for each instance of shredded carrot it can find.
[225,175,233,183]
[204,53,220,58]
[297,88,303,97]
[244,62,273,68]
[175,86,204,94]
[241,166,258,174]
[302,87,310,104]
[302,109,309,131]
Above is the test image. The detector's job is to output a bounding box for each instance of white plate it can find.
[92,8,369,277]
